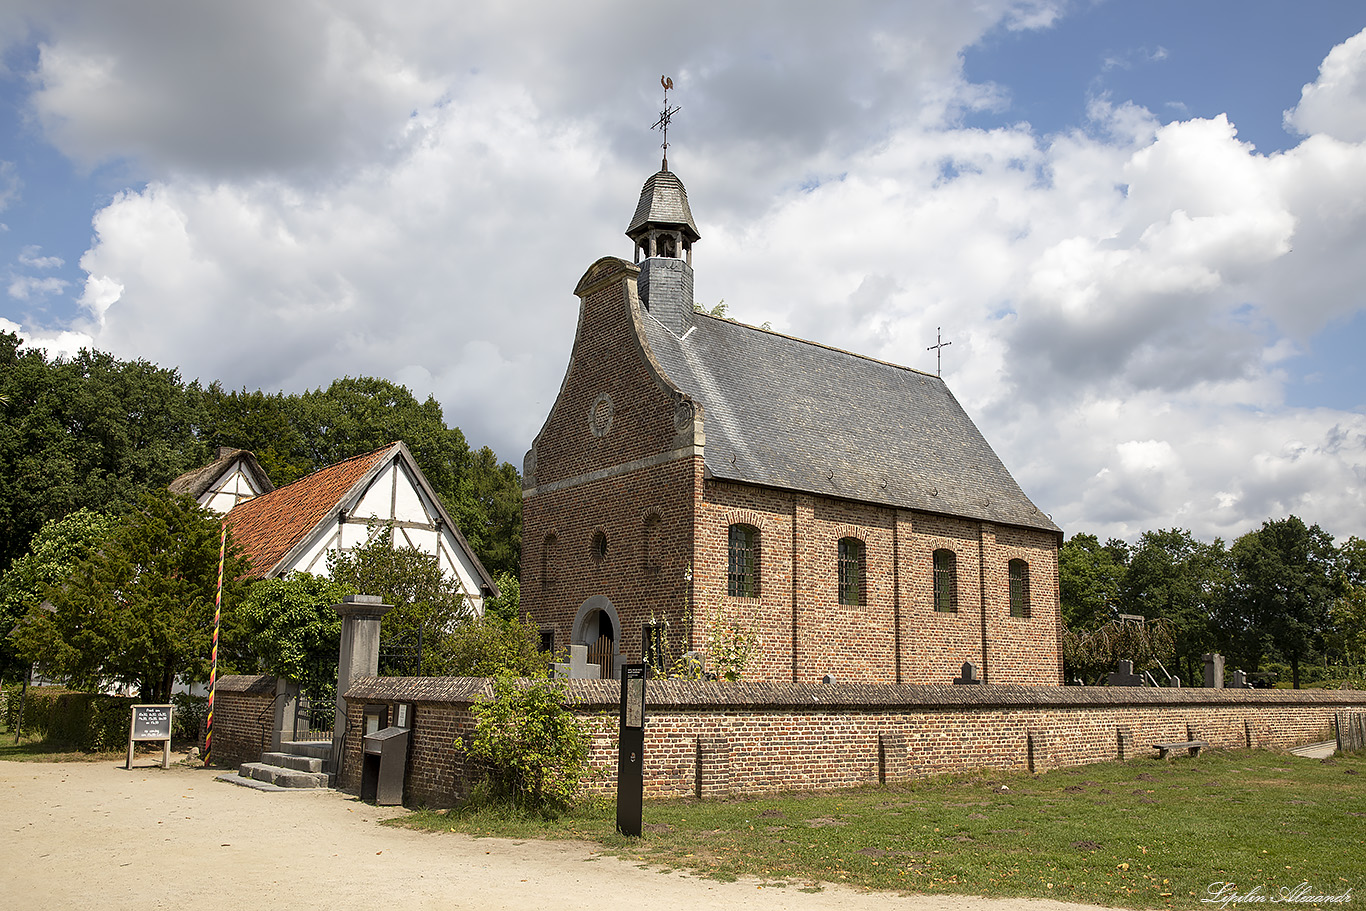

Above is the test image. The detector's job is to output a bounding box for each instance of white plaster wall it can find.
[279,458,486,615]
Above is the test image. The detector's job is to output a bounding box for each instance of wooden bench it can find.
[1152,740,1207,759]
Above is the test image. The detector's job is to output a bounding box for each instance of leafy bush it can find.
[46,693,137,751]
[6,687,135,750]
[439,616,550,678]
[460,676,587,815]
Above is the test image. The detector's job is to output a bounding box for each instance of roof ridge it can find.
[690,310,939,379]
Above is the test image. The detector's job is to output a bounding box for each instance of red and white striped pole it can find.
[204,520,226,765]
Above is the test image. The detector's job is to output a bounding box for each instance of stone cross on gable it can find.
[927,327,952,377]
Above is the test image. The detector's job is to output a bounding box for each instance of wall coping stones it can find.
[215,674,277,695]
[342,676,1366,712]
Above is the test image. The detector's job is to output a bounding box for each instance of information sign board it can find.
[127,704,175,770]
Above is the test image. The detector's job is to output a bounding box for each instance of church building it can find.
[520,160,1062,685]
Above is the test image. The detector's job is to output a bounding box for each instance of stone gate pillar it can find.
[332,594,393,772]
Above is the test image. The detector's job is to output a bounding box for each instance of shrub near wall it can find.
[4,686,136,751]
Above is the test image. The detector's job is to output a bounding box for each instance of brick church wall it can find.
[522,259,701,670]
[336,676,1366,807]
[523,258,1063,686]
[692,481,1061,685]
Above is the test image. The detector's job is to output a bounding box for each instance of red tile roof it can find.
[225,444,395,577]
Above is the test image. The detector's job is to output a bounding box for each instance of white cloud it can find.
[18,246,63,269]
[1284,27,1366,142]
[7,275,68,301]
[3,3,1365,546]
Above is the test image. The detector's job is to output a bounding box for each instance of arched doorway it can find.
[572,595,621,680]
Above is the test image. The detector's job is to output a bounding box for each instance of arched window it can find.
[728,524,760,598]
[541,533,558,589]
[1009,559,1030,618]
[838,537,865,606]
[590,530,608,562]
[933,549,958,612]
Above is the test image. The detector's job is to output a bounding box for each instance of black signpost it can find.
[127,704,175,770]
[616,663,647,837]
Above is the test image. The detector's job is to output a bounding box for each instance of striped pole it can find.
[205,520,227,765]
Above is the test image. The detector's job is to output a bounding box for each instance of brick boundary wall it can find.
[331,677,1366,808]
[207,675,277,769]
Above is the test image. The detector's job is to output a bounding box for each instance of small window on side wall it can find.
[933,549,958,612]
[838,537,865,606]
[1009,559,1030,618]
[728,524,760,598]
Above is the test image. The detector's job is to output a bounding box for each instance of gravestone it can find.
[1230,669,1248,689]
[1106,660,1144,687]
[553,644,599,679]
[1203,652,1225,688]
[952,661,982,685]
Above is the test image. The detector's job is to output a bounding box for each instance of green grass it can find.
[394,749,1366,909]
[0,721,131,763]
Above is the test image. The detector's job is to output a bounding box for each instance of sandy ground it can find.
[0,755,1116,911]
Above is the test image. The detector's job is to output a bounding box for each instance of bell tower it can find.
[626,77,701,338]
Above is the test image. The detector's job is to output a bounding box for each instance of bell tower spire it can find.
[652,75,679,171]
[629,77,699,337]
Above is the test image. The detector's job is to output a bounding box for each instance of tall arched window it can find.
[728,524,760,598]
[1009,559,1030,618]
[838,537,865,606]
[933,549,958,612]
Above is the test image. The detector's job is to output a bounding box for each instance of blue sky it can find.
[1,1,1364,545]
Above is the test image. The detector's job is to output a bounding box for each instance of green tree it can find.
[238,573,355,701]
[1061,617,1177,685]
[0,509,116,681]
[1121,529,1228,684]
[13,490,249,701]
[1058,533,1129,631]
[326,525,471,676]
[452,447,523,578]
[438,615,549,678]
[0,334,209,572]
[481,570,520,623]
[1226,516,1342,689]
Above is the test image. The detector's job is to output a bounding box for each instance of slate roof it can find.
[168,447,274,500]
[640,312,1061,535]
[224,445,392,575]
[626,170,700,241]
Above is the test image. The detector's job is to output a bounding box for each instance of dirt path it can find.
[0,756,1114,911]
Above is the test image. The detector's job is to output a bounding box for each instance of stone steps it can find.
[220,740,334,791]
[237,761,329,789]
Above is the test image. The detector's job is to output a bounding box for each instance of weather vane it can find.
[927,327,952,377]
[652,75,679,171]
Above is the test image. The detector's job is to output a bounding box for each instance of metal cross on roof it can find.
[927,327,952,377]
[652,75,680,171]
